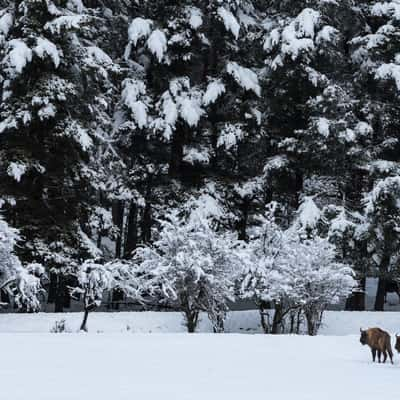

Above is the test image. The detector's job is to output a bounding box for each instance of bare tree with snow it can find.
[72,259,143,331]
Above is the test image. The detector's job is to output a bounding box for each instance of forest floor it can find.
[1,332,399,400]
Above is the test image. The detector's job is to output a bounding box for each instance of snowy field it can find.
[2,332,400,400]
[1,311,400,400]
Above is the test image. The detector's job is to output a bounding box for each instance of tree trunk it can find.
[169,129,184,177]
[271,302,283,334]
[295,309,302,334]
[345,277,366,311]
[141,200,152,244]
[54,274,65,313]
[184,310,199,333]
[375,254,390,311]
[238,201,249,241]
[210,310,225,333]
[305,312,315,336]
[374,277,386,311]
[289,311,296,334]
[112,200,124,258]
[80,308,90,332]
[47,272,57,304]
[124,202,138,259]
[259,306,270,334]
[63,283,71,308]
[305,307,324,336]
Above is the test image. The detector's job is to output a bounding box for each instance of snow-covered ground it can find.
[2,332,399,400]
[1,310,400,335]
[1,311,400,399]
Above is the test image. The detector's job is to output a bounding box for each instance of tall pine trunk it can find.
[345,277,365,311]
[112,200,124,258]
[238,201,249,241]
[54,274,65,313]
[141,200,152,244]
[375,255,390,311]
[374,277,386,311]
[169,128,184,177]
[124,202,138,258]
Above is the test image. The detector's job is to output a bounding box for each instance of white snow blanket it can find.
[1,332,399,400]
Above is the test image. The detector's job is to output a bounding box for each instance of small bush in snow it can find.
[0,216,45,312]
[135,213,245,333]
[50,319,71,333]
[241,203,355,335]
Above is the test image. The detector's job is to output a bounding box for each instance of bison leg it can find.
[388,348,394,364]
[378,350,382,363]
[383,351,387,363]
[372,348,377,362]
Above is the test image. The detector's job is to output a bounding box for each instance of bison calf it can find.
[360,328,393,364]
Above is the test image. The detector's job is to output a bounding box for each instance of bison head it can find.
[360,328,368,345]
[395,334,400,353]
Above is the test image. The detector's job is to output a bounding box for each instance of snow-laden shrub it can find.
[241,203,355,335]
[135,213,246,333]
[0,216,45,312]
[72,259,143,331]
[50,319,71,333]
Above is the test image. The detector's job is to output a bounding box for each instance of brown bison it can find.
[360,328,393,364]
[395,334,400,354]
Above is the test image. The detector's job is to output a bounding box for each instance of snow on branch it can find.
[146,29,168,63]
[128,17,153,46]
[217,7,241,39]
[375,63,400,90]
[226,62,261,96]
[203,79,226,106]
[34,37,61,68]
[122,79,150,129]
[372,2,400,20]
[45,15,88,35]
[3,39,32,76]
[0,12,13,38]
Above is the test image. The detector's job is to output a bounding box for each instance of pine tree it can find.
[0,0,118,310]
[113,0,265,256]
[350,1,400,308]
